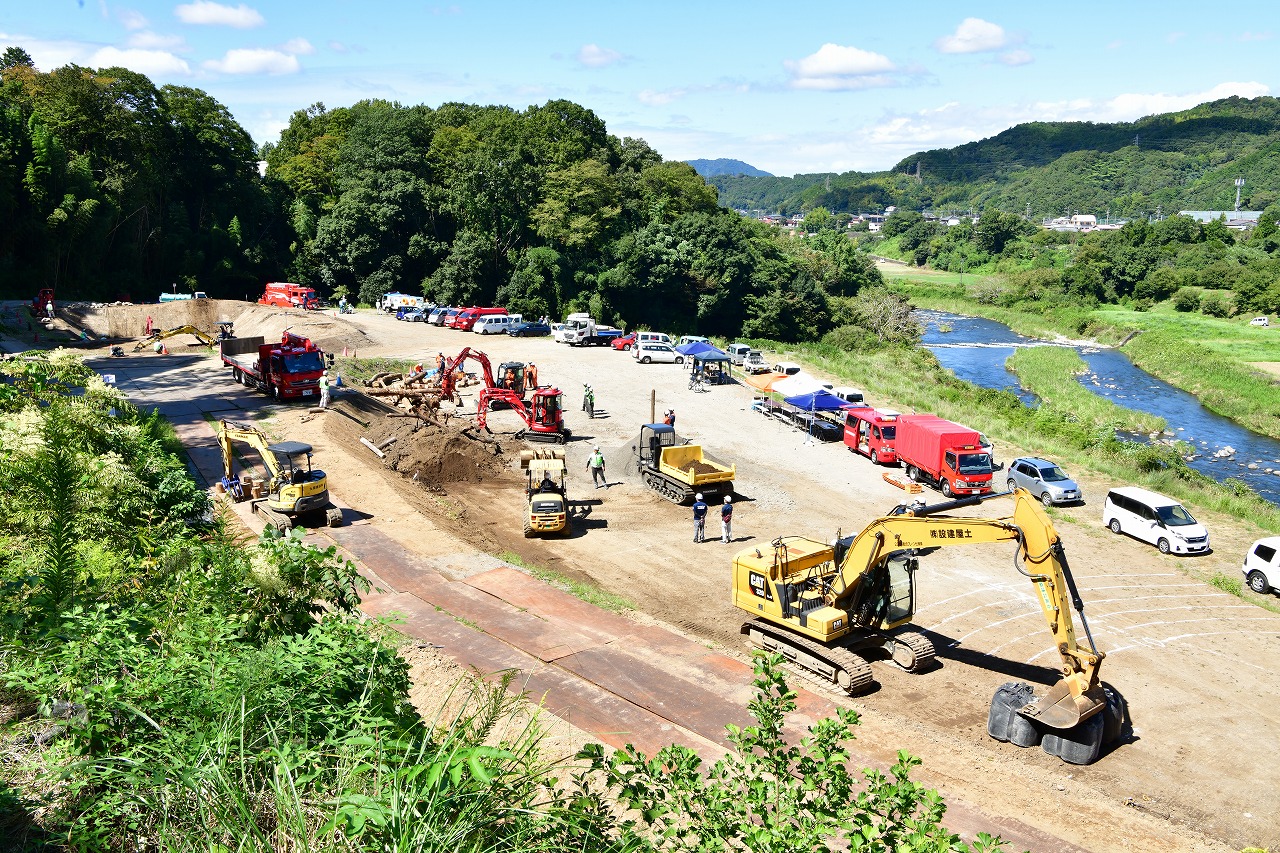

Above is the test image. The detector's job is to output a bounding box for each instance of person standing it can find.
[526,362,538,389]
[45,300,55,319]
[145,315,153,336]
[586,446,607,488]
[692,493,708,543]
[720,496,733,543]
[663,409,675,428]
[318,371,330,410]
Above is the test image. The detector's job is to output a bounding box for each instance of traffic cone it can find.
[343,346,348,356]
[161,345,168,355]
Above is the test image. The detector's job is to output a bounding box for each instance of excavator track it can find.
[642,470,693,504]
[743,619,874,696]
[887,630,936,673]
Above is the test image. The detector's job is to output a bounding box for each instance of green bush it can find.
[1172,287,1202,312]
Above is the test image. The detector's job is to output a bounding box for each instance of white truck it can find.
[379,292,425,313]
[560,314,622,347]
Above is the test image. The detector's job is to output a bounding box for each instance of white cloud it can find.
[127,31,187,51]
[203,48,298,74]
[1035,81,1270,123]
[174,1,265,28]
[785,43,897,91]
[1000,50,1033,66]
[89,46,191,76]
[638,88,686,106]
[577,43,622,68]
[280,37,314,55]
[119,9,149,30]
[1239,31,1273,42]
[935,18,1008,54]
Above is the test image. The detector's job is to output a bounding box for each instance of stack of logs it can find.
[362,365,481,425]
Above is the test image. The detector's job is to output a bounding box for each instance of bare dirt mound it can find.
[323,392,508,491]
[65,300,374,355]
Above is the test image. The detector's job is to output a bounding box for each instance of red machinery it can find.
[32,288,54,314]
[441,347,568,443]
[259,282,319,310]
[221,330,327,400]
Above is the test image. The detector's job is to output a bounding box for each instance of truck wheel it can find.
[233,368,244,385]
[941,480,953,498]
[1248,570,1270,594]
[1108,519,1122,534]
[905,465,918,482]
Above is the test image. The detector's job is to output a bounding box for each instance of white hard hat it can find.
[696,493,703,501]
[594,445,600,451]
[724,495,732,503]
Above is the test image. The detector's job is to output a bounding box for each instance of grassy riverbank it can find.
[1005,346,1164,435]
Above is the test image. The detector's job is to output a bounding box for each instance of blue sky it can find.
[3,1,1274,175]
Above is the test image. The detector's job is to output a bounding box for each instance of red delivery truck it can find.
[843,407,900,465]
[895,414,993,497]
[221,331,326,400]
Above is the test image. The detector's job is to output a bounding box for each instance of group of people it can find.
[692,492,732,543]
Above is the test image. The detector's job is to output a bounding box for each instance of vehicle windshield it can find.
[957,452,993,475]
[1156,504,1197,526]
[283,351,325,373]
[1038,465,1069,482]
[880,425,897,440]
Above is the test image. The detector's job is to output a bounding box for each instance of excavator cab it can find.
[496,362,527,397]
[528,387,566,440]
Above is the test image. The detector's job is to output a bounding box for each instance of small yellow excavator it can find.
[134,322,233,351]
[732,489,1120,764]
[215,419,343,530]
[520,449,569,537]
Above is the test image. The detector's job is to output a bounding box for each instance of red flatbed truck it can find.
[220,331,327,400]
[895,414,994,497]
[843,407,901,465]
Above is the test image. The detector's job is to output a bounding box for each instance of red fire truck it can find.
[843,407,900,465]
[259,282,319,310]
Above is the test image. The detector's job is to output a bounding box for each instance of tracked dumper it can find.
[632,423,734,504]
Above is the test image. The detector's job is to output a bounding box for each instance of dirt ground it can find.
[53,301,1280,851]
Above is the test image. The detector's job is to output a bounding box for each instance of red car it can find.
[612,332,637,351]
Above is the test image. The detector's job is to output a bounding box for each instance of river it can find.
[917,309,1280,504]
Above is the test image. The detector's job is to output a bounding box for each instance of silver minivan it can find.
[1103,486,1209,555]
[726,343,752,365]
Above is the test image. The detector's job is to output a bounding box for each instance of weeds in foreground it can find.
[499,550,635,613]
[1209,573,1244,597]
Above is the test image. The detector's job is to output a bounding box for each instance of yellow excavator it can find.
[732,489,1119,764]
[134,322,234,351]
[216,419,343,530]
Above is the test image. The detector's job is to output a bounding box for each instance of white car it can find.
[1251,317,1270,327]
[1244,537,1280,594]
[635,343,685,364]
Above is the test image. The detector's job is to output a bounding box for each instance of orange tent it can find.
[743,371,787,392]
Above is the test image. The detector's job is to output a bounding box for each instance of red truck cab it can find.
[843,407,900,465]
[260,282,319,310]
[445,307,475,329]
[895,414,993,497]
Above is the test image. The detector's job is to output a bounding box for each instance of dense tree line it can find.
[2,50,901,343]
[871,207,1280,318]
[0,47,287,301]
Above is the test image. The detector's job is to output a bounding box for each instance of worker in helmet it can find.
[526,362,538,389]
[586,445,607,489]
[692,493,709,543]
[721,496,734,543]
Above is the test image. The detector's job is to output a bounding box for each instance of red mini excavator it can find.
[439,347,569,443]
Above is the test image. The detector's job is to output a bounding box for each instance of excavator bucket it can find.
[1021,680,1105,730]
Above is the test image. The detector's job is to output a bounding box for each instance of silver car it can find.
[1006,457,1083,506]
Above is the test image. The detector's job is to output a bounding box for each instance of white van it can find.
[632,331,672,358]
[473,313,520,335]
[677,335,710,347]
[726,343,752,365]
[1103,487,1210,555]
[1243,537,1280,594]
[773,361,802,376]
[832,387,865,405]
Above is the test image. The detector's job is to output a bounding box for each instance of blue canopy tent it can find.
[691,348,732,385]
[782,390,852,442]
[675,340,722,357]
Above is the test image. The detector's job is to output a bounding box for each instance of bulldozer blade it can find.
[1020,681,1105,731]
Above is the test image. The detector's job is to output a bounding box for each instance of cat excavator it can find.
[732,488,1121,764]
[216,419,343,530]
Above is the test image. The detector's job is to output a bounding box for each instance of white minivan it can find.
[726,343,752,365]
[1243,537,1280,594]
[474,314,520,335]
[1103,487,1210,555]
[632,332,672,358]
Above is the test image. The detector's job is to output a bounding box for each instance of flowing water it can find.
[917,309,1280,504]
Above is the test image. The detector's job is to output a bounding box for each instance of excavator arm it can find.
[134,324,216,351]
[216,419,283,484]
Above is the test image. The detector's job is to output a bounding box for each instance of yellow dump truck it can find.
[633,423,735,504]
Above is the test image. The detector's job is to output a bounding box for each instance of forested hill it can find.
[685,158,772,177]
[713,96,1280,216]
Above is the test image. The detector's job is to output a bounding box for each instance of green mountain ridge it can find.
[685,157,772,178]
[711,96,1280,217]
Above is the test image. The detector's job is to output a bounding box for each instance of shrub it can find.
[1172,287,1201,312]
[1199,291,1235,318]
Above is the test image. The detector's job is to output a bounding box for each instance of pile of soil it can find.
[65,300,373,356]
[322,390,507,492]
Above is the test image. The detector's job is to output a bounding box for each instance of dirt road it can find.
[62,301,1280,852]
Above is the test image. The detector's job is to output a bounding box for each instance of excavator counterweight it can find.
[732,489,1119,764]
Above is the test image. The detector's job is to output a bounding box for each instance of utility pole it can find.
[1235,177,1246,213]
